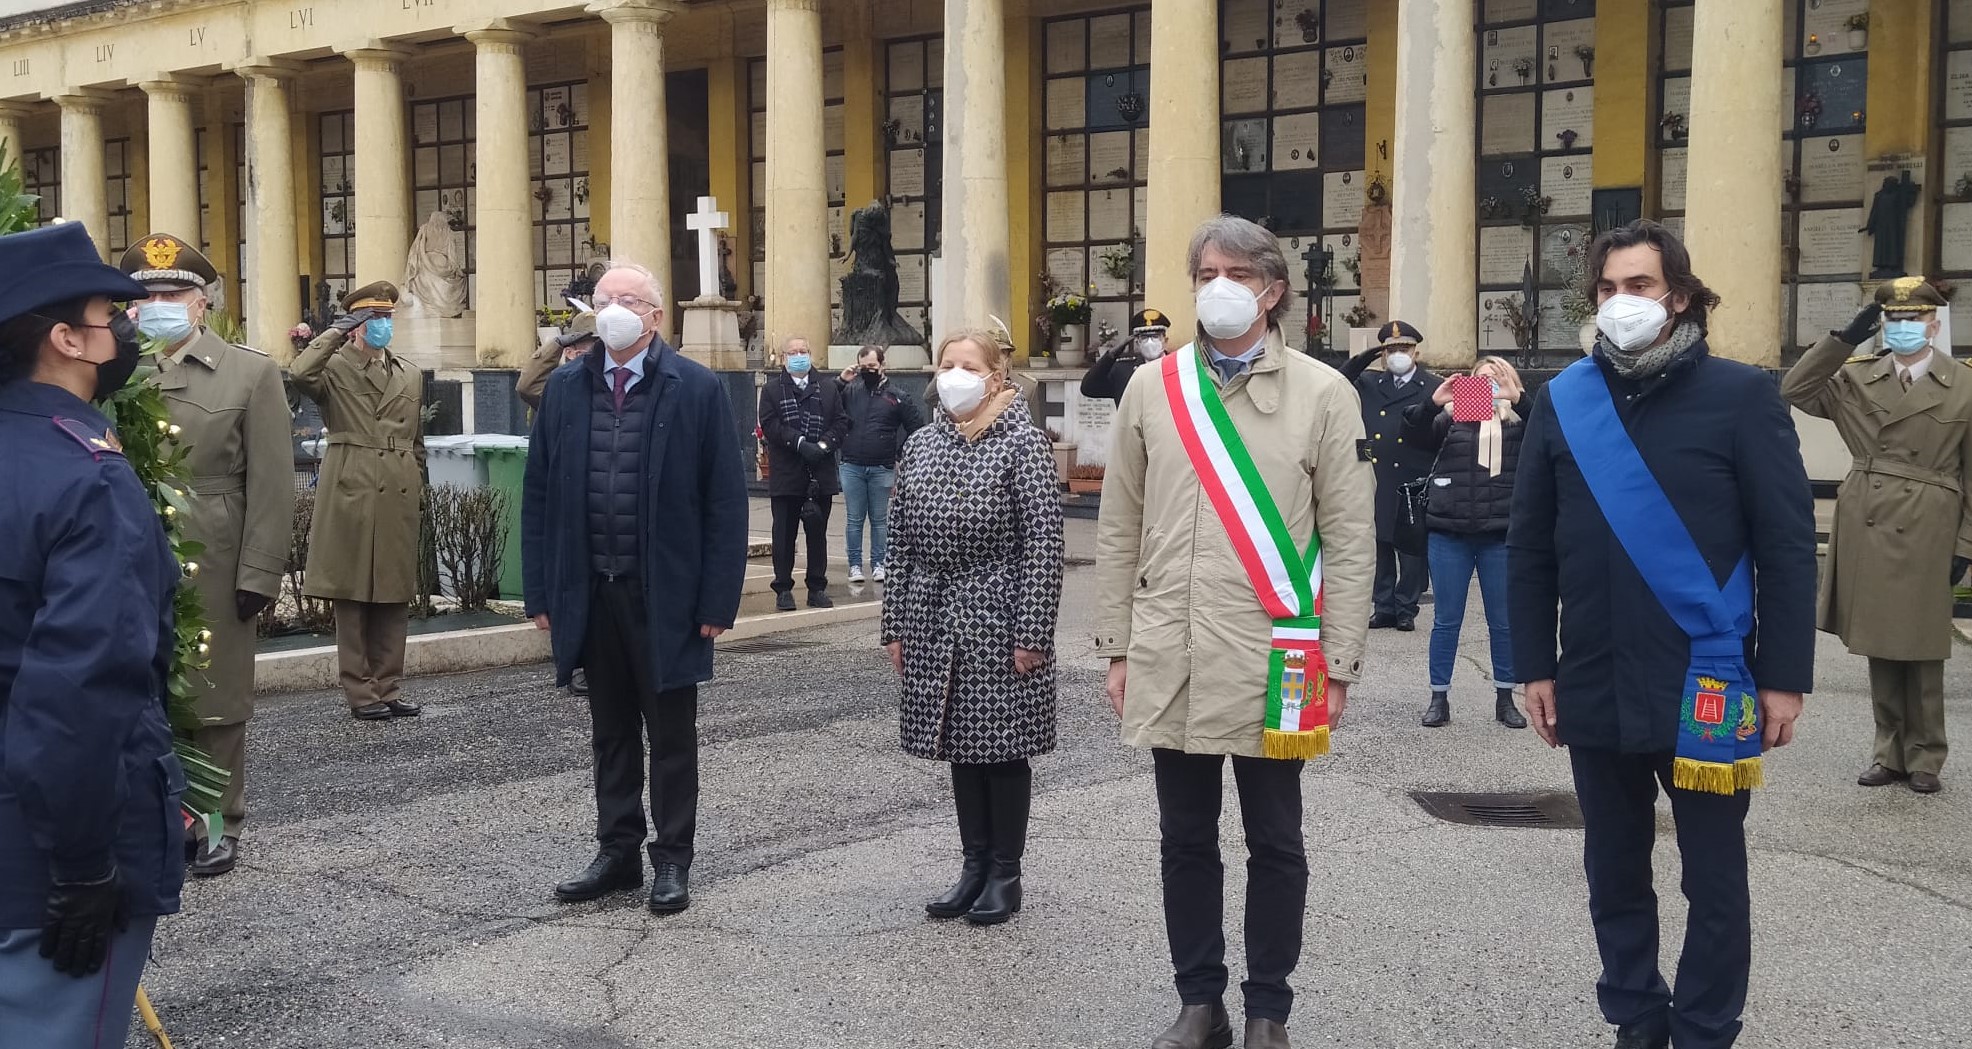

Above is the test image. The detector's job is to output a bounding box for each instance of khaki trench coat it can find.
[516,336,562,411]
[152,329,296,724]
[1094,331,1376,757]
[1782,334,1972,661]
[290,328,426,603]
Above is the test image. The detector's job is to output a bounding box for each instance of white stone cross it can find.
[686,195,730,301]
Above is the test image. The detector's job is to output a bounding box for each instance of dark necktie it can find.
[611,366,631,414]
[1214,357,1249,383]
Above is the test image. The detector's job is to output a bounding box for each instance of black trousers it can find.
[1569,747,1751,1049]
[1373,539,1428,619]
[583,576,699,868]
[770,494,833,594]
[1152,748,1307,1023]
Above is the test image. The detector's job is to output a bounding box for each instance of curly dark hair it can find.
[0,297,90,386]
[1586,219,1723,332]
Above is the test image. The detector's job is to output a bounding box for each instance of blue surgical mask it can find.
[136,300,194,344]
[786,353,811,375]
[363,316,395,350]
[1883,318,1930,356]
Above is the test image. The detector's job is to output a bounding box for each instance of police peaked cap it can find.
[0,222,147,327]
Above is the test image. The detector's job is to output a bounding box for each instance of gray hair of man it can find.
[602,260,666,309]
[1184,214,1293,328]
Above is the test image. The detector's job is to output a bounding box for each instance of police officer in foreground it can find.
[123,233,295,876]
[1783,277,1972,794]
[1340,320,1442,630]
[1079,307,1172,404]
[0,222,186,1041]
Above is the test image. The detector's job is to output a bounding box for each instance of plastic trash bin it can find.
[424,434,489,490]
[472,437,533,601]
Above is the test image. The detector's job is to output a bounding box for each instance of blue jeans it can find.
[839,463,895,570]
[1425,530,1513,690]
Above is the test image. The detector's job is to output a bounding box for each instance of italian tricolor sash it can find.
[1161,346,1330,760]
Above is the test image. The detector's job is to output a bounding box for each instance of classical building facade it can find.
[0,0,1960,373]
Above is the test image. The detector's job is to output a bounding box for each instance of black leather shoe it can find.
[1614,1015,1669,1049]
[385,700,421,717]
[649,863,691,913]
[1394,616,1416,632]
[553,852,642,903]
[1151,1002,1233,1049]
[1368,613,1397,629]
[1496,687,1527,729]
[1243,1018,1291,1049]
[1909,771,1943,794]
[1421,691,1450,728]
[351,702,393,720]
[807,590,835,609]
[774,591,796,612]
[1857,763,1907,787]
[569,668,589,696]
[190,836,239,878]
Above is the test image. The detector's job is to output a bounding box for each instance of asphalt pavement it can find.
[127,517,1972,1048]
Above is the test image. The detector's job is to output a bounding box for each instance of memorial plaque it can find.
[1224,118,1269,173]
[1795,208,1863,276]
[322,155,346,191]
[1046,247,1086,292]
[1322,105,1366,168]
[1482,93,1537,156]
[1047,135,1086,188]
[1224,57,1270,115]
[413,105,439,146]
[1328,0,1369,41]
[1136,128,1150,172]
[415,190,439,223]
[573,179,590,220]
[1090,188,1132,240]
[1479,225,1533,286]
[1476,295,1520,354]
[891,148,925,197]
[1950,50,1972,122]
[1134,10,1151,65]
[1225,173,1268,224]
[893,202,927,252]
[1091,13,1132,69]
[1794,282,1862,347]
[897,254,927,305]
[892,41,927,92]
[1092,248,1131,297]
[1660,147,1688,212]
[1323,170,1364,229]
[823,50,845,99]
[749,111,767,157]
[1046,191,1084,242]
[890,95,925,144]
[543,134,570,176]
[1802,0,1869,54]
[1942,202,1972,271]
[440,145,466,185]
[1540,224,1588,284]
[1542,155,1591,215]
[1135,191,1148,236]
[1953,0,1972,45]
[825,155,846,203]
[1280,234,1312,293]
[571,132,589,173]
[1477,156,1538,212]
[1047,19,1086,75]
[1663,5,1694,72]
[1538,289,1578,352]
[1484,0,1538,23]
[1323,45,1368,105]
[1480,26,1539,90]
[1046,77,1085,131]
[1945,127,1972,193]
[929,46,945,87]
[1223,0,1270,54]
[1273,50,1322,110]
[1542,86,1594,150]
[1662,215,1685,241]
[1089,131,1132,183]
[1542,19,1596,84]
[440,101,464,142]
[322,198,345,236]
[1274,112,1321,171]
[1089,70,1150,132]
[1660,76,1691,142]
[1271,171,1324,232]
[1798,135,1863,204]
[1781,74,1796,132]
[547,179,574,221]
[541,86,569,128]
[545,223,573,267]
[751,162,765,204]
[1799,59,1868,133]
[1324,232,1359,290]
[824,104,845,153]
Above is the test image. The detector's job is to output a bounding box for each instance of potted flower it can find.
[1035,272,1093,367]
[1046,427,1077,485]
[1846,13,1868,50]
[1067,463,1106,495]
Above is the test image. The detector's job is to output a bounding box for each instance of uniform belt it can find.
[1851,457,1960,494]
[325,434,412,452]
[188,475,245,496]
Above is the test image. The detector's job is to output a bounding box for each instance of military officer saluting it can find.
[122,233,296,877]
[1783,277,1972,794]
[0,223,186,1041]
[291,281,427,720]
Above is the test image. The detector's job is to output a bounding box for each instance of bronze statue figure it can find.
[1861,172,1920,280]
[833,200,925,347]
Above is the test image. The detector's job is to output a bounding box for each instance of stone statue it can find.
[833,200,924,347]
[402,211,469,318]
[1861,172,1920,280]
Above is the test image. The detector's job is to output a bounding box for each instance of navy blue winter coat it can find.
[1507,343,1818,753]
[0,381,185,928]
[522,341,750,691]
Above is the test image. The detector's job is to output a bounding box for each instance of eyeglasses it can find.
[598,295,656,311]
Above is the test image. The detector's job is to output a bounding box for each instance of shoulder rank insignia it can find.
[231,342,270,357]
[51,415,125,458]
[1845,354,1877,365]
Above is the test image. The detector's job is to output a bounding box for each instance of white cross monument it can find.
[686,195,729,302]
[677,194,748,369]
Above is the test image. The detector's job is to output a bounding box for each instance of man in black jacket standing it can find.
[1339,321,1441,629]
[834,345,923,584]
[760,336,848,611]
[1509,220,1815,1049]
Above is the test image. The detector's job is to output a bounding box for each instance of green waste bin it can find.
[473,438,532,601]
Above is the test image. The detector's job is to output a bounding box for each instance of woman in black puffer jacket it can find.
[1401,356,1528,731]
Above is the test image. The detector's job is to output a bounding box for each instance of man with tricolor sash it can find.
[1508,220,1817,1049]
[1096,215,1374,1049]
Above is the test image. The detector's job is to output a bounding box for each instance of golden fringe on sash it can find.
[1734,756,1765,790]
[1671,757,1739,796]
[1263,727,1330,760]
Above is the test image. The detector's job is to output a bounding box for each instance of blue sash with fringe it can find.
[1546,359,1762,795]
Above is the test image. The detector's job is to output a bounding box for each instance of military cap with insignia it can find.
[340,281,400,315]
[119,232,219,292]
[557,310,599,347]
[1875,275,1948,314]
[1131,307,1171,332]
[1377,319,1424,347]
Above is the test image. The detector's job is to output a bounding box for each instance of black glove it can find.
[1836,302,1884,348]
[1953,556,1969,587]
[797,438,830,465]
[40,869,127,977]
[236,590,273,622]
[330,307,376,335]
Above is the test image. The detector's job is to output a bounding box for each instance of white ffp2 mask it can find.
[1195,277,1264,340]
[936,368,988,415]
[1596,292,1672,353]
[595,304,647,352]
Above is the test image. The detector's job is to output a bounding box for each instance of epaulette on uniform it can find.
[231,342,270,357]
[50,415,125,460]
[1846,355,1877,365]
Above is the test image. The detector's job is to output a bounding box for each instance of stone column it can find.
[599,1,682,326]
[1143,0,1219,338]
[1389,0,1477,367]
[141,78,203,241]
[343,45,415,286]
[239,62,302,362]
[1683,0,1783,366]
[55,92,111,256]
[0,103,32,179]
[764,0,830,353]
[940,0,1011,336]
[466,22,536,368]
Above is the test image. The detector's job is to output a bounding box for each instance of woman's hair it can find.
[935,327,1010,376]
[1585,219,1721,332]
[858,344,886,364]
[1473,356,1524,402]
[0,297,90,386]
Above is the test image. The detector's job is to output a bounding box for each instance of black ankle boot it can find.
[967,761,1031,925]
[1496,687,1527,729]
[926,764,992,918]
[1421,690,1450,727]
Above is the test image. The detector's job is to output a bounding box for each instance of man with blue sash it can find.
[1509,221,1817,1049]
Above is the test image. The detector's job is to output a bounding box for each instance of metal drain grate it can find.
[717,637,823,656]
[1410,791,1585,829]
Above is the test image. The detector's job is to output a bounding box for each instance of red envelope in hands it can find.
[1450,375,1495,423]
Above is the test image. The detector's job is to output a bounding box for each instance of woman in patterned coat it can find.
[882,327,1064,926]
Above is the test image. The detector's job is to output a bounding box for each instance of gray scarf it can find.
[1598,320,1704,380]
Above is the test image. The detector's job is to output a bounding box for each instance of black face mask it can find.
[861,368,882,388]
[91,312,143,402]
